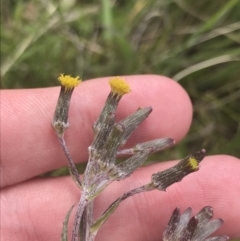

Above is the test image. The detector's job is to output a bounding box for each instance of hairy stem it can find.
[80,201,94,241]
[72,194,88,241]
[58,136,82,188]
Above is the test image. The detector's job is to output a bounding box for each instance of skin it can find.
[1,75,240,241]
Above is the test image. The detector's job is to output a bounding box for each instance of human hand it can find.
[1,75,240,240]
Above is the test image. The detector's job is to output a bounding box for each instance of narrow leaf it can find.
[61,204,75,241]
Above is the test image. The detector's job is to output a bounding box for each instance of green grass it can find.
[2,0,239,160]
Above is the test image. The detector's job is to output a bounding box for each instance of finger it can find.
[1,75,192,187]
[1,155,240,241]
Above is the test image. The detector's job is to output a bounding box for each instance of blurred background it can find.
[1,0,239,160]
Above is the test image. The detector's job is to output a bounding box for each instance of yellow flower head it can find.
[187,156,199,171]
[109,77,131,96]
[58,74,81,91]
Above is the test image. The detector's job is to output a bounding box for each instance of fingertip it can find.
[116,75,193,142]
[1,75,193,186]
[132,75,192,142]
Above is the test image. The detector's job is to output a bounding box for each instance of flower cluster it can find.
[163,207,229,241]
[52,75,228,241]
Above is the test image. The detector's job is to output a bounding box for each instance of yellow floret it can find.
[58,74,81,91]
[187,156,199,170]
[109,77,131,96]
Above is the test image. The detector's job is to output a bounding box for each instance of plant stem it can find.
[58,136,82,188]
[72,194,88,241]
[90,185,147,236]
[80,201,94,241]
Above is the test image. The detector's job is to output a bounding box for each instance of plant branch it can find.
[58,136,82,188]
